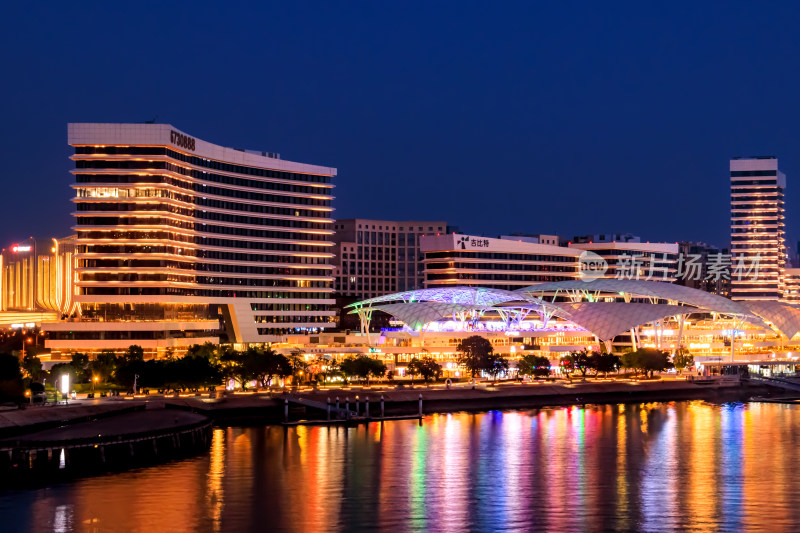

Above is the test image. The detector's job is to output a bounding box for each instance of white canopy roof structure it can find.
[348,286,548,308]
[346,283,774,343]
[520,279,758,318]
[347,287,571,335]
[744,301,800,339]
[369,302,482,331]
[552,302,694,341]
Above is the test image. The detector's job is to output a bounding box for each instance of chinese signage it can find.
[458,236,490,249]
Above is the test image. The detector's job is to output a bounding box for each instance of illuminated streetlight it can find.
[60,374,70,404]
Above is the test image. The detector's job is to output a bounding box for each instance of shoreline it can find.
[0,409,211,486]
[2,380,788,433]
[0,379,789,436]
[0,379,789,486]
[165,379,786,423]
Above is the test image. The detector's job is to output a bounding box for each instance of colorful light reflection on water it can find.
[3,401,800,532]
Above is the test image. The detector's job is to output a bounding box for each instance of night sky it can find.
[2,2,800,254]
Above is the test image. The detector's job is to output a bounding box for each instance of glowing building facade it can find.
[783,268,800,304]
[421,234,583,289]
[730,156,786,300]
[420,234,678,289]
[275,281,800,378]
[0,236,78,317]
[43,123,336,357]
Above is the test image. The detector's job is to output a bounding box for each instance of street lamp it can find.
[92,376,99,393]
[21,337,32,359]
[60,374,70,404]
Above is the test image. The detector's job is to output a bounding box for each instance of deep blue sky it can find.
[2,1,800,253]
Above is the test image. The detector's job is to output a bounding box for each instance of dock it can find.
[281,415,423,427]
[280,392,425,426]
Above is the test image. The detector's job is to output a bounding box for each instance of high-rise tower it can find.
[730,156,786,300]
[43,123,336,358]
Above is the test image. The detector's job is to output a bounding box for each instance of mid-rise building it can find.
[332,219,447,299]
[567,240,679,281]
[674,241,730,296]
[1,236,79,317]
[42,123,336,358]
[421,234,582,289]
[421,234,679,289]
[572,233,641,244]
[499,234,560,246]
[730,156,786,300]
[783,268,800,304]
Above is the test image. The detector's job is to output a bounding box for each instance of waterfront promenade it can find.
[2,375,784,435]
[4,375,775,426]
[0,376,782,485]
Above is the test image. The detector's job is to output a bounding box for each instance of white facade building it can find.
[421,234,583,289]
[420,234,679,289]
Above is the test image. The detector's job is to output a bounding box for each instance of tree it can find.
[622,348,671,378]
[456,336,495,378]
[186,342,217,360]
[21,352,45,382]
[310,356,338,383]
[517,354,552,378]
[485,353,510,380]
[589,351,622,377]
[257,348,292,389]
[556,349,594,378]
[219,346,293,390]
[89,350,118,384]
[407,357,442,382]
[560,354,576,379]
[0,353,24,405]
[572,349,592,377]
[115,345,147,390]
[672,347,694,374]
[339,357,359,382]
[340,356,386,384]
[288,349,308,384]
[70,352,90,383]
[166,355,222,391]
[621,350,644,377]
[220,347,257,390]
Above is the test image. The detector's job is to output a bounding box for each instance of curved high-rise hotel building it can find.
[43,123,336,357]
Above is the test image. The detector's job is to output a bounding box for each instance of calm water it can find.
[3,401,800,532]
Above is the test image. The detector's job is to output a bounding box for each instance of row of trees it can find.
[449,337,694,381]
[9,337,697,395]
[15,343,397,392]
[559,349,623,378]
[558,347,694,379]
